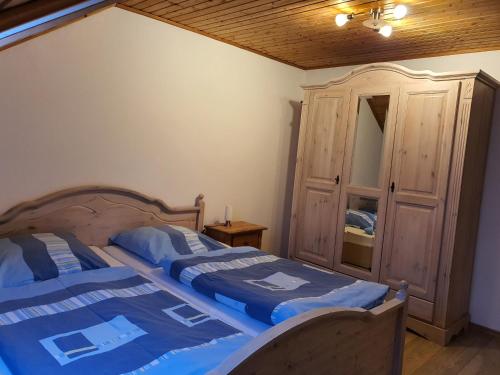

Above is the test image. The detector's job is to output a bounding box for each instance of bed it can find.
[123,242,390,326]
[342,226,375,270]
[101,245,270,337]
[0,265,251,375]
[341,208,377,270]
[0,186,408,374]
[105,213,388,327]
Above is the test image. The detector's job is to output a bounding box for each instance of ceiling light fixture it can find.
[335,13,353,27]
[379,24,393,37]
[393,4,408,20]
[334,4,408,38]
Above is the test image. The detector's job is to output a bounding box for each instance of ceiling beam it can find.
[0,0,15,11]
[0,0,115,50]
[0,0,116,31]
[1,0,84,31]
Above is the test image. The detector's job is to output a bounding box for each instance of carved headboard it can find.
[0,186,205,247]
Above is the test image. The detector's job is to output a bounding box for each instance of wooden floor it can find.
[403,326,500,374]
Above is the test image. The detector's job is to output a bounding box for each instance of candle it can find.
[224,205,233,223]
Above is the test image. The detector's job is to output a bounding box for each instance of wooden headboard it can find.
[0,186,205,247]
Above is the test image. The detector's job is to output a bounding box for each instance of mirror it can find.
[350,95,390,188]
[341,196,378,271]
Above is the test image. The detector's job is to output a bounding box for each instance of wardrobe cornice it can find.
[302,63,499,90]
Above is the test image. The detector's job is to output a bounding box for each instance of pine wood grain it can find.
[0,186,206,246]
[4,1,498,68]
[204,221,267,248]
[205,221,267,235]
[290,63,498,345]
[291,89,349,268]
[117,0,500,69]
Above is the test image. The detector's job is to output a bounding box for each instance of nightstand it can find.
[204,221,268,249]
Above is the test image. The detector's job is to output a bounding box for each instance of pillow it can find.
[345,209,377,235]
[0,232,109,288]
[110,225,225,265]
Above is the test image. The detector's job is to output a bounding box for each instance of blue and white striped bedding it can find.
[162,247,389,326]
[0,266,250,375]
[345,209,377,235]
[0,233,108,288]
[111,225,225,265]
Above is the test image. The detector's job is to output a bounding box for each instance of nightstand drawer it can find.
[204,221,267,250]
[232,232,261,248]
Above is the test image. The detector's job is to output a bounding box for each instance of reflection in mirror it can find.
[341,196,378,271]
[350,95,390,188]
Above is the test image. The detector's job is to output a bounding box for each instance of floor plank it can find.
[403,326,500,375]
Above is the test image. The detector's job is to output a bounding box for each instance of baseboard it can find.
[470,323,500,338]
[406,315,469,346]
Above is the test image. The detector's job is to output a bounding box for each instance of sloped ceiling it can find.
[0,0,115,48]
[2,1,500,69]
[0,1,32,10]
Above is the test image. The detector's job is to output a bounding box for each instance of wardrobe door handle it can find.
[390,182,395,192]
[335,175,340,185]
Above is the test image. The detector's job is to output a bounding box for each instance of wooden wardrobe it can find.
[289,63,498,345]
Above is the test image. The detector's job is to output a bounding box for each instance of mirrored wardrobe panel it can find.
[341,196,378,271]
[350,95,389,188]
[333,89,398,281]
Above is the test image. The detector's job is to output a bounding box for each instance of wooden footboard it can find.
[211,282,409,375]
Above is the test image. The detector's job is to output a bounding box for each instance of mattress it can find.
[102,245,270,337]
[89,245,123,267]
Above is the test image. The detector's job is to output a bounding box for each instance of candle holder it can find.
[224,205,233,227]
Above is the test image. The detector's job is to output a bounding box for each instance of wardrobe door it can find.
[293,90,350,268]
[333,87,399,281]
[381,82,459,301]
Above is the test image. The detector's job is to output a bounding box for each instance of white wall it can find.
[307,51,500,332]
[0,7,305,252]
[1,5,499,332]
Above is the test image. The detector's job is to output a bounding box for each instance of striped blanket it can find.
[0,267,250,375]
[162,247,389,325]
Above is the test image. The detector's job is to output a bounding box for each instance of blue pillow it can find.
[110,225,225,265]
[345,209,377,235]
[0,232,108,288]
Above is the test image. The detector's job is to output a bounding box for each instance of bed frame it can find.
[0,186,205,246]
[0,186,408,375]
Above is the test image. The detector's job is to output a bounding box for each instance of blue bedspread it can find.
[163,247,389,325]
[0,267,251,375]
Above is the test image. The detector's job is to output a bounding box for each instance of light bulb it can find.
[379,24,393,37]
[394,4,408,19]
[335,14,349,27]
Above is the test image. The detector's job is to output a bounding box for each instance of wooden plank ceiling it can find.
[117,0,500,69]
